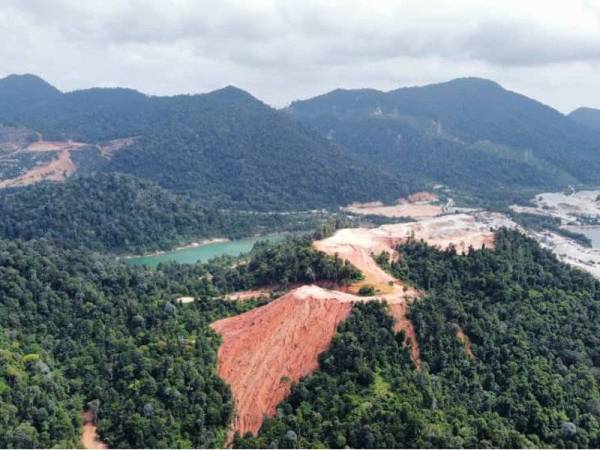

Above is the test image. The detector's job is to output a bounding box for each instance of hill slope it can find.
[0,75,418,210]
[238,230,600,448]
[289,78,600,202]
[0,173,227,251]
[570,107,600,132]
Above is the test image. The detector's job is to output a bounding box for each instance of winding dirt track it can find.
[81,410,107,449]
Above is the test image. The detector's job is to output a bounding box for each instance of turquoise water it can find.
[125,233,289,267]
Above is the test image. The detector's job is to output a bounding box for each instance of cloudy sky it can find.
[1,0,600,112]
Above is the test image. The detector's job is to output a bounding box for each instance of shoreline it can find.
[121,237,229,260]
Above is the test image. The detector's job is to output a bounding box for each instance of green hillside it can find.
[0,173,322,252]
[289,78,600,202]
[0,75,418,210]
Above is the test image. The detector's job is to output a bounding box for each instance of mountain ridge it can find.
[0,74,417,210]
[288,77,600,202]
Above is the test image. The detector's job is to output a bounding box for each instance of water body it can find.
[126,233,289,267]
[576,227,600,248]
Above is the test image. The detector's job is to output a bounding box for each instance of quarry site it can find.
[511,190,600,280]
[210,190,600,441]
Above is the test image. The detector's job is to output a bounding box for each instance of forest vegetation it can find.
[238,230,600,448]
[0,236,361,448]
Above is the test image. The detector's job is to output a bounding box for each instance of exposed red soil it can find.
[211,287,353,437]
[0,136,135,188]
[456,329,475,360]
[81,410,107,449]
[388,302,421,368]
[213,214,504,441]
[0,149,76,188]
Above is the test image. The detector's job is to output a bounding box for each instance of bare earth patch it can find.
[211,213,519,440]
[226,288,272,301]
[0,148,77,188]
[344,191,442,218]
[456,329,475,360]
[0,135,136,188]
[211,287,353,438]
[81,410,107,449]
[511,190,600,280]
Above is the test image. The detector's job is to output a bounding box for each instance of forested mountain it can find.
[239,230,600,448]
[0,173,326,253]
[0,74,61,115]
[288,78,600,202]
[0,236,360,448]
[570,107,600,132]
[0,74,417,210]
[0,173,224,252]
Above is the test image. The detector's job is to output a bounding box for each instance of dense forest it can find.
[0,173,330,253]
[0,74,417,210]
[239,230,600,448]
[0,235,361,448]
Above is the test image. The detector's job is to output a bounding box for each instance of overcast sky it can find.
[1,0,600,113]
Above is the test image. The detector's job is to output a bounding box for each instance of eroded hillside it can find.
[212,211,517,440]
[0,125,135,188]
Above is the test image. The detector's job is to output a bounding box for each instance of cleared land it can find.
[511,190,600,224]
[212,211,515,439]
[511,190,600,280]
[344,191,443,218]
[0,128,135,188]
[211,287,353,437]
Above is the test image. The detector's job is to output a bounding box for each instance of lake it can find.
[125,233,289,267]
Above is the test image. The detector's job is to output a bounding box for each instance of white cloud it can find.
[1,0,600,111]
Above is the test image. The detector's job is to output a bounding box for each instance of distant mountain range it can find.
[569,107,600,132]
[1,74,600,209]
[0,74,415,210]
[289,77,600,203]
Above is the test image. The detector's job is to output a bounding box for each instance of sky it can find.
[1,0,600,113]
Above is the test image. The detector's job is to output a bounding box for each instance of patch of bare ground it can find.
[344,191,442,218]
[212,285,423,441]
[225,280,355,302]
[388,302,421,367]
[226,288,273,301]
[81,410,107,449]
[24,140,87,152]
[456,329,475,360]
[213,212,516,440]
[408,191,439,203]
[211,287,353,438]
[97,137,138,157]
[0,136,136,188]
[0,148,76,188]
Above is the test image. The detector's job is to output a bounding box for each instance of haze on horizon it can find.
[1,0,600,113]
